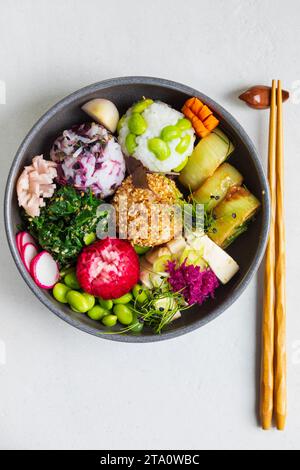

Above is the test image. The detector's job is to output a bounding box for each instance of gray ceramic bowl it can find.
[4,76,270,342]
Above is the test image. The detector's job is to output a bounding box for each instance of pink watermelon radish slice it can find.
[16,231,37,254]
[30,251,59,289]
[21,243,38,273]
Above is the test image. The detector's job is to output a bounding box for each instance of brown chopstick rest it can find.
[239,85,289,110]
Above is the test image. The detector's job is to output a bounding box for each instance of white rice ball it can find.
[118,100,195,172]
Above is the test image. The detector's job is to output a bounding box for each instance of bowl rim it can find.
[4,76,270,343]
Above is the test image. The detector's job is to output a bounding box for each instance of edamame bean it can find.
[117,114,126,133]
[161,125,181,142]
[66,290,89,313]
[176,118,192,131]
[82,293,95,310]
[132,99,153,113]
[83,232,96,245]
[64,272,80,290]
[148,138,171,161]
[87,305,109,321]
[173,156,188,172]
[132,284,148,304]
[134,245,150,255]
[113,304,133,325]
[113,293,133,304]
[70,305,81,313]
[128,113,147,135]
[125,133,137,154]
[176,134,191,154]
[52,283,71,303]
[102,314,118,327]
[99,298,113,310]
[130,313,144,333]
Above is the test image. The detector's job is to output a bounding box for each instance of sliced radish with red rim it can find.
[30,251,59,289]
[16,231,37,254]
[21,243,39,273]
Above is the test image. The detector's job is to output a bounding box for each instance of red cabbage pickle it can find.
[166,260,219,305]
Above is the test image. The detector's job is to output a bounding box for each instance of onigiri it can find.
[50,122,125,198]
[118,99,195,172]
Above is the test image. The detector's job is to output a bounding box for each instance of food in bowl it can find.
[14,94,261,336]
[118,99,195,172]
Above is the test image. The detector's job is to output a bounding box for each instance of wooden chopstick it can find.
[260,80,287,430]
[261,80,277,430]
[274,80,287,430]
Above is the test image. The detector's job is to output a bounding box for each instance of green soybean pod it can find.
[132,99,153,113]
[113,293,133,304]
[53,283,71,303]
[82,293,95,310]
[161,125,181,142]
[99,298,114,310]
[64,272,80,290]
[176,134,191,154]
[148,138,171,161]
[128,113,147,135]
[176,118,192,131]
[66,290,89,313]
[87,305,109,321]
[125,133,137,154]
[113,304,133,325]
[102,314,118,327]
[132,284,148,304]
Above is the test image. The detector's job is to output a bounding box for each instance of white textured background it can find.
[1,0,300,450]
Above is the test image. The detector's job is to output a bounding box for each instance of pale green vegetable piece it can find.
[128,112,147,135]
[82,293,95,310]
[176,118,192,131]
[113,304,133,325]
[102,314,118,327]
[148,138,171,161]
[173,156,188,172]
[176,134,191,154]
[64,272,80,290]
[99,298,114,310]
[134,245,150,255]
[179,247,207,269]
[66,290,89,313]
[87,305,109,320]
[125,133,137,154]
[209,187,260,248]
[113,293,133,304]
[83,232,96,245]
[70,305,81,313]
[161,125,181,142]
[179,128,235,190]
[132,98,153,113]
[192,162,243,211]
[132,284,148,304]
[153,254,173,273]
[53,283,71,303]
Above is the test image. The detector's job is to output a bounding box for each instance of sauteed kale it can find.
[25,186,106,268]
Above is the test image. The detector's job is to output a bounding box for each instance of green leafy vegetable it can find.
[25,186,107,268]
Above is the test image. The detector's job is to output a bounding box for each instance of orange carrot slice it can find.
[182,96,219,138]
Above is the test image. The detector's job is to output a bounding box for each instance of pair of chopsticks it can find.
[261,80,286,430]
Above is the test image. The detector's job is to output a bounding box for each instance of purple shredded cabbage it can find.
[50,122,125,198]
[166,260,219,305]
